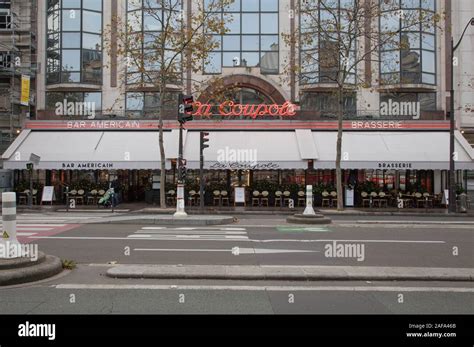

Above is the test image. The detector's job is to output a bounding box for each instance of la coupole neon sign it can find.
[191,101,297,119]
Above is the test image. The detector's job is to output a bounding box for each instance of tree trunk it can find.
[158,87,167,209]
[335,88,344,211]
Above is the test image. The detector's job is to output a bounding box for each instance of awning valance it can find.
[1,130,180,170]
[183,130,312,170]
[311,131,474,170]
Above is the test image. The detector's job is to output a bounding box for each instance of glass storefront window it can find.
[299,0,356,85]
[47,1,103,85]
[204,0,279,74]
[126,0,183,85]
[379,0,436,85]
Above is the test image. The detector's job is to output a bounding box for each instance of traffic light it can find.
[178,95,194,124]
[26,163,33,171]
[200,131,209,152]
[180,166,187,181]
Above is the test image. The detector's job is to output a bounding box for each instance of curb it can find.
[0,255,63,286]
[84,215,236,226]
[106,265,474,282]
[0,252,46,270]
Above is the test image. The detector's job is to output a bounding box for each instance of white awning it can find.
[2,130,179,170]
[183,131,311,170]
[312,131,474,170]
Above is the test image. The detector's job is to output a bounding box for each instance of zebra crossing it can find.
[127,226,250,241]
[0,223,81,243]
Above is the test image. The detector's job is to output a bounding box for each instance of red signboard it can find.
[24,120,450,131]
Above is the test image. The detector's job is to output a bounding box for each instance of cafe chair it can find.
[87,190,98,205]
[415,192,424,208]
[32,189,39,205]
[76,189,85,205]
[188,190,197,206]
[166,190,176,206]
[361,192,371,208]
[221,190,230,206]
[213,190,221,206]
[283,191,291,207]
[422,192,433,208]
[330,191,337,208]
[274,191,283,207]
[378,192,388,208]
[370,192,378,207]
[261,191,269,207]
[321,191,330,208]
[19,189,29,205]
[252,191,261,207]
[297,191,305,207]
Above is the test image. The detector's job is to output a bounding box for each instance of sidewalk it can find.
[9,203,474,218]
[106,264,474,282]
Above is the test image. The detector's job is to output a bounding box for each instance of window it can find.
[299,0,356,85]
[300,92,357,118]
[126,92,179,118]
[204,0,279,74]
[46,92,102,117]
[126,0,183,85]
[46,0,103,85]
[0,0,11,29]
[379,92,436,118]
[379,0,436,85]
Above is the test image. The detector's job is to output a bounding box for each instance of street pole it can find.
[174,93,187,217]
[449,37,456,213]
[28,168,33,208]
[199,145,204,211]
[448,18,474,213]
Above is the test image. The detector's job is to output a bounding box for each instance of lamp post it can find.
[449,17,474,213]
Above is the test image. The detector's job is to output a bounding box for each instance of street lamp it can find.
[449,17,474,213]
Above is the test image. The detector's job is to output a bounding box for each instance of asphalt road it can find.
[1,265,473,314]
[19,220,473,268]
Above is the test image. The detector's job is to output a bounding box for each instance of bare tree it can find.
[284,0,441,210]
[105,0,233,208]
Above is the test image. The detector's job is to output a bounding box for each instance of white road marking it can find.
[0,224,68,227]
[54,284,474,293]
[16,227,54,231]
[134,231,247,235]
[133,248,317,254]
[141,227,166,230]
[16,232,38,236]
[29,236,445,244]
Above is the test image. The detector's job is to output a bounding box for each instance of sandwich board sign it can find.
[41,186,55,205]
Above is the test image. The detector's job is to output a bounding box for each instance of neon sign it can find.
[191,101,297,119]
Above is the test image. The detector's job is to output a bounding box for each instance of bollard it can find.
[174,183,188,217]
[1,192,19,259]
[303,185,316,215]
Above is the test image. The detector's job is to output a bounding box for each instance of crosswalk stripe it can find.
[17,232,38,236]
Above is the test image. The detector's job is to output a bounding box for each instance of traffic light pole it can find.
[29,166,33,208]
[174,93,187,218]
[199,146,204,211]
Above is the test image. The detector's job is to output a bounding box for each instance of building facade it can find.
[2,0,474,207]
